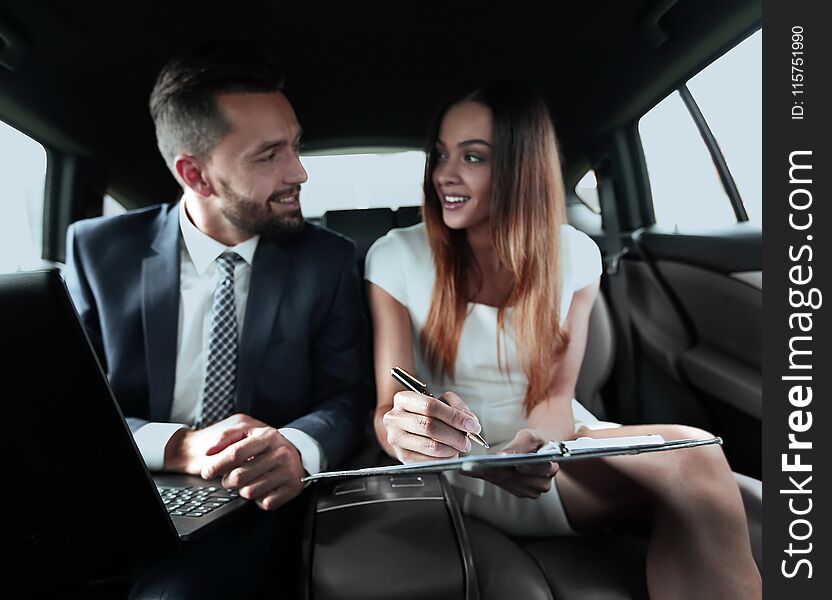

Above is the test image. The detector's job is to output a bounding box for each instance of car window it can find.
[0,119,48,272]
[574,169,601,214]
[639,29,761,230]
[568,169,603,231]
[299,150,424,218]
[103,194,128,217]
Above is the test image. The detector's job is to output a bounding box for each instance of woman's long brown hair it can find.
[420,81,569,416]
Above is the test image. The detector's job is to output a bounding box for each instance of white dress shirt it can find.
[133,201,324,475]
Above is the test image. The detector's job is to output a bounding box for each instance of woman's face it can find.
[432,101,493,233]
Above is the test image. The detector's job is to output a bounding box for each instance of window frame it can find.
[0,115,51,270]
[631,27,761,229]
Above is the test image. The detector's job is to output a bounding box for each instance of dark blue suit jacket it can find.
[64,202,370,468]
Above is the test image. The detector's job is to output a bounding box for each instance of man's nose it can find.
[286,154,308,185]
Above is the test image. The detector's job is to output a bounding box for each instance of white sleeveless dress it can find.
[365,223,620,536]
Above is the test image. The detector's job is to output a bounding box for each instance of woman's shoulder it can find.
[559,223,602,288]
[366,222,430,264]
[560,223,600,257]
[364,222,433,305]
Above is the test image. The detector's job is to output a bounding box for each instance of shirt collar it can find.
[179,200,259,275]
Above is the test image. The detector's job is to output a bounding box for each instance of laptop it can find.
[2,269,249,582]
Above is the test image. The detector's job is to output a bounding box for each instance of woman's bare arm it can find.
[527,278,600,441]
[367,282,416,457]
[367,282,477,462]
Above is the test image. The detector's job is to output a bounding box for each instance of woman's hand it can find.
[464,429,559,499]
[382,390,482,463]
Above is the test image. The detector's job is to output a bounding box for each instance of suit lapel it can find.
[237,239,290,414]
[141,206,181,422]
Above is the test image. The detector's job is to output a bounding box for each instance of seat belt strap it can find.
[596,166,639,423]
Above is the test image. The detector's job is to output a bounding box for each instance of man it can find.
[63,43,370,597]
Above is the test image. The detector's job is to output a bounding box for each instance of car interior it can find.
[0,0,762,598]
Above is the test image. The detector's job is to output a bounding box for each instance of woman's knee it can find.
[668,424,731,479]
[564,424,740,527]
[655,425,743,520]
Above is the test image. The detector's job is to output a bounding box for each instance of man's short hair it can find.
[149,42,285,169]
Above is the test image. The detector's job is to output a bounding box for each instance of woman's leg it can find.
[556,424,761,600]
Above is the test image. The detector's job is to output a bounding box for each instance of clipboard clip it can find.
[535,440,566,456]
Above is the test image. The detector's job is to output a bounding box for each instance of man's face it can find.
[204,91,308,240]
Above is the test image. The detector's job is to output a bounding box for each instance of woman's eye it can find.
[435,151,448,162]
[464,154,484,163]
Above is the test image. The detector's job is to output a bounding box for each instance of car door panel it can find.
[635,225,762,273]
[623,258,691,379]
[632,225,761,477]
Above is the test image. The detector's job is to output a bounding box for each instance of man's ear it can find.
[174,154,215,198]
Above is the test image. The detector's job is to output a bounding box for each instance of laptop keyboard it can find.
[157,485,241,518]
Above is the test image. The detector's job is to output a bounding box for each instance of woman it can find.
[364,81,761,598]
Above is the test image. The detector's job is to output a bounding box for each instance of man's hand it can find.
[163,413,305,511]
[201,426,305,511]
[164,413,269,475]
[464,429,559,499]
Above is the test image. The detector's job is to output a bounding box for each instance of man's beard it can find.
[218,181,305,241]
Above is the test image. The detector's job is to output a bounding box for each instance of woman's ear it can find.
[174,154,215,198]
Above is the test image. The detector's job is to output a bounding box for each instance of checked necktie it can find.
[196,252,240,428]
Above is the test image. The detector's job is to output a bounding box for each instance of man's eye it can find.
[259,152,277,162]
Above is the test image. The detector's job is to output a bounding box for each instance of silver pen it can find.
[390,366,490,449]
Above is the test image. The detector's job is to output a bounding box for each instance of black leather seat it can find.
[394,205,422,228]
[465,516,650,600]
[321,208,396,277]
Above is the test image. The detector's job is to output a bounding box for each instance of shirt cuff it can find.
[279,428,326,475]
[134,422,188,471]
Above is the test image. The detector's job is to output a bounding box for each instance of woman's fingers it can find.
[394,391,481,434]
[391,431,461,462]
[382,390,493,465]
[439,390,470,412]
[399,412,472,453]
[439,391,485,428]
[503,428,549,454]
[384,406,471,454]
[464,425,559,498]
[471,467,554,498]
[512,478,552,498]
[386,391,479,456]
[515,461,559,478]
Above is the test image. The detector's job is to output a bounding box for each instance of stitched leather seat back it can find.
[574,291,615,418]
[321,208,395,277]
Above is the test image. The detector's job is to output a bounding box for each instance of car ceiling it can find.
[0,0,759,208]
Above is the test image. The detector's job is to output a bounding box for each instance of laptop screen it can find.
[1,270,178,585]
